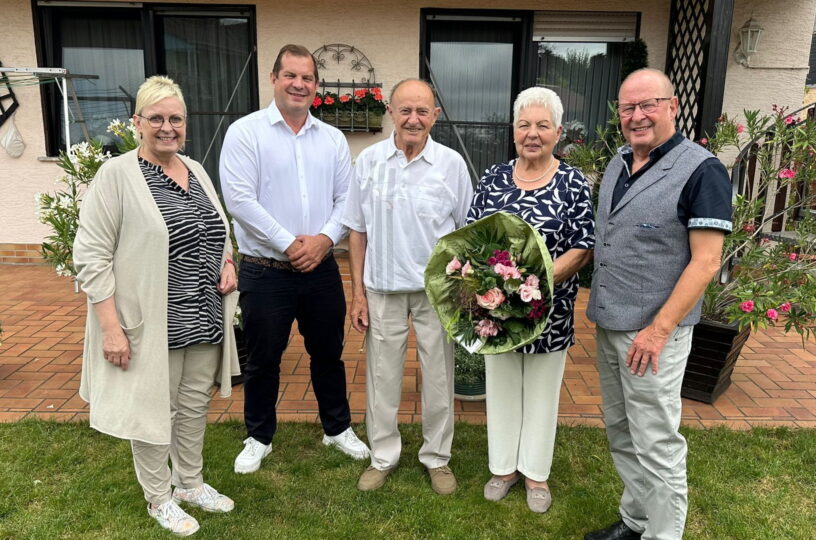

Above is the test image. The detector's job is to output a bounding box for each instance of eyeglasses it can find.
[137,114,186,128]
[616,98,673,118]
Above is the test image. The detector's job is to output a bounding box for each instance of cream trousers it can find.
[365,291,454,471]
[596,325,693,540]
[131,343,220,504]
[484,349,567,482]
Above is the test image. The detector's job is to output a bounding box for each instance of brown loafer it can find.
[427,465,457,495]
[357,466,394,491]
[483,474,521,501]
[526,485,552,513]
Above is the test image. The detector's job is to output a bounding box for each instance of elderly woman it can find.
[74,75,240,536]
[467,87,595,513]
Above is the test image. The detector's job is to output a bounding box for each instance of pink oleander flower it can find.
[788,252,798,261]
[445,257,462,275]
[779,168,796,179]
[475,319,500,337]
[476,288,505,310]
[461,261,474,277]
[737,124,745,133]
[699,137,708,145]
[785,115,795,125]
[779,302,792,313]
[740,300,755,313]
[493,262,522,281]
[742,223,756,233]
[519,283,542,303]
[766,308,779,321]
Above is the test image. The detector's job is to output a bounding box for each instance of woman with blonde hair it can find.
[74,75,240,536]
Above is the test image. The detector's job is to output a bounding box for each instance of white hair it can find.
[512,87,564,128]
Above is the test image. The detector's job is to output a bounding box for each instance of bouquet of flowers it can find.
[425,212,554,354]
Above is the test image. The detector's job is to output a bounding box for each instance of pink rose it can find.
[493,262,521,281]
[737,124,745,133]
[789,252,798,261]
[445,257,462,275]
[519,284,542,303]
[779,302,792,313]
[740,300,755,313]
[766,308,778,321]
[476,288,505,310]
[475,319,500,337]
[461,261,474,277]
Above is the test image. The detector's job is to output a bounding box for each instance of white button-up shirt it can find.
[342,133,473,293]
[219,101,351,260]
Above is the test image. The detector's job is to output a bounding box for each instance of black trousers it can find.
[238,256,350,444]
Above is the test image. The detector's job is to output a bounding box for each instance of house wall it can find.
[1,0,813,248]
[720,0,816,128]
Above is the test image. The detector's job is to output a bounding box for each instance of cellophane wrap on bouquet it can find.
[424,212,554,355]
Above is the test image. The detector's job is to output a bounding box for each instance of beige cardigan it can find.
[74,149,240,444]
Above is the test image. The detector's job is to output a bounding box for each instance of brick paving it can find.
[1,260,815,429]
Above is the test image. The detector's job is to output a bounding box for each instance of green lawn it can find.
[1,421,814,539]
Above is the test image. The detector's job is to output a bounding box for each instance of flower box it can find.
[681,319,751,404]
[319,111,383,131]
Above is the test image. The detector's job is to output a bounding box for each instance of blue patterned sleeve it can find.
[466,165,497,224]
[565,169,596,250]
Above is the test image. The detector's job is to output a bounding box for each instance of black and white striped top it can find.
[140,157,226,349]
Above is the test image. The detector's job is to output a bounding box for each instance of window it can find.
[35,3,257,182]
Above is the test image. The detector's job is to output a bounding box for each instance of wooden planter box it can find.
[319,111,383,131]
[681,319,750,404]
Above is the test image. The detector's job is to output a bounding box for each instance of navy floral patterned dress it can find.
[467,159,595,354]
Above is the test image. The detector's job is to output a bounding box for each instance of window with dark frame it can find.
[34,2,258,184]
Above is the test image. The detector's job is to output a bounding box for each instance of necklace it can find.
[513,157,558,184]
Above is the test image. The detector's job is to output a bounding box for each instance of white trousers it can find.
[596,325,693,540]
[365,291,454,471]
[131,343,220,504]
[484,349,567,482]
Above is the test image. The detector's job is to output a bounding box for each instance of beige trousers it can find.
[484,349,567,482]
[131,343,220,504]
[596,326,692,540]
[365,291,454,471]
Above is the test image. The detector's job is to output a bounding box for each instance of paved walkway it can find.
[1,260,815,429]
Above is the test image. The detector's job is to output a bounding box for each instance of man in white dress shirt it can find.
[220,44,369,474]
[343,79,473,494]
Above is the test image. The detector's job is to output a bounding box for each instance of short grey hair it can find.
[512,87,563,128]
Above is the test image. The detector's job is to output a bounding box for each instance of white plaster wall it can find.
[721,0,816,123]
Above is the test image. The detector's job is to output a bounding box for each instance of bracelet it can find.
[225,258,235,267]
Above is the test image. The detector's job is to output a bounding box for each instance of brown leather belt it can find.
[240,251,332,272]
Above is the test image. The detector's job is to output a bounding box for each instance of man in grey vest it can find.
[585,69,732,540]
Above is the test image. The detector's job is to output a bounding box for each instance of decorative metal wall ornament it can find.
[313,44,376,85]
[311,44,383,133]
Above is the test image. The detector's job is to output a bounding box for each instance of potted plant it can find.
[311,87,385,131]
[682,107,816,403]
[454,344,486,401]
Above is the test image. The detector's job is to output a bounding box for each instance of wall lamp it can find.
[735,17,763,67]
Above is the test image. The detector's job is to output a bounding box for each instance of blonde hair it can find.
[134,75,186,116]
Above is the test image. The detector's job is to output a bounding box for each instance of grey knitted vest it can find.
[587,137,714,331]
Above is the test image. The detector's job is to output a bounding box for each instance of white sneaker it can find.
[234,436,271,474]
[173,483,235,513]
[147,501,199,536]
[322,427,370,460]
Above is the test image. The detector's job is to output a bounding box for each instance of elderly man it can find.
[585,68,732,540]
[220,44,369,474]
[343,79,473,494]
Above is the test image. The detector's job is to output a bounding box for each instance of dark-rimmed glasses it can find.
[616,98,673,118]
[137,114,186,128]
